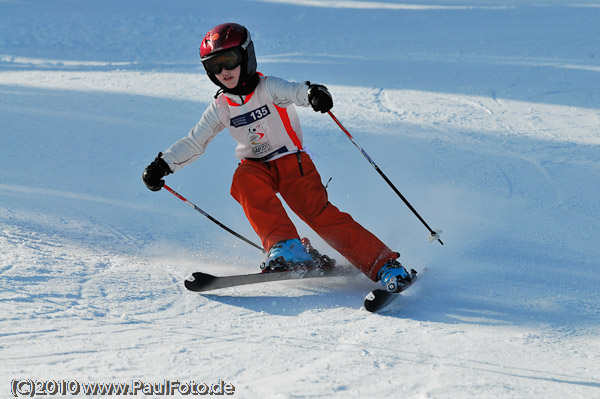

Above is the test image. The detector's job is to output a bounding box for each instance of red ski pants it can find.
[230,152,398,281]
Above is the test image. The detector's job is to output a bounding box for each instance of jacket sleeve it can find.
[161,100,226,172]
[264,76,311,108]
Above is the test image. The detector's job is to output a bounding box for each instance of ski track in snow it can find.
[1,0,600,397]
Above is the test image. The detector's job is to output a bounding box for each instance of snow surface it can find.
[1,0,600,397]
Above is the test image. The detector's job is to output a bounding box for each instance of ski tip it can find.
[184,272,216,292]
[364,289,392,313]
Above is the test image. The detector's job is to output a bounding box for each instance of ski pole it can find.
[327,111,444,245]
[163,184,266,253]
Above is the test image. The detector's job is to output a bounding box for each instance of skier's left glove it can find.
[142,152,172,191]
[307,83,333,113]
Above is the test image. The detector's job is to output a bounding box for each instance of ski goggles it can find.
[201,48,243,75]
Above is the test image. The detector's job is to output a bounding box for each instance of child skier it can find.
[142,22,411,293]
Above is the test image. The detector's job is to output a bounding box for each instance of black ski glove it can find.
[142,152,172,191]
[307,83,333,113]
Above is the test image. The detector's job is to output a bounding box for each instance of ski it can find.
[184,266,351,292]
[185,237,352,293]
[364,269,420,312]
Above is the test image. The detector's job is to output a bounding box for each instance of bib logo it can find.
[248,129,264,145]
[247,122,272,155]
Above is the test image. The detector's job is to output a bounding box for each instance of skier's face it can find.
[215,65,241,89]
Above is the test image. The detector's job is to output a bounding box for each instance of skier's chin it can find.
[221,77,239,89]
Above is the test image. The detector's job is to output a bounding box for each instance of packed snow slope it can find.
[1,0,599,397]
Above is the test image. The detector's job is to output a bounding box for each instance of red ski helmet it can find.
[199,23,258,93]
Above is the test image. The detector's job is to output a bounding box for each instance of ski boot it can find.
[377,259,412,293]
[260,238,314,273]
[260,238,336,274]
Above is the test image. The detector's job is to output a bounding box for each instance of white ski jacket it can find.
[161,75,311,172]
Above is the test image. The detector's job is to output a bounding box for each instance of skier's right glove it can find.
[142,152,172,191]
[307,83,333,113]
